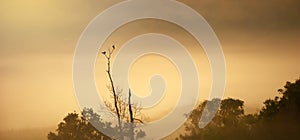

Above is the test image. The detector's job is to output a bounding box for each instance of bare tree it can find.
[128,89,134,140]
[102,45,123,139]
[101,45,145,140]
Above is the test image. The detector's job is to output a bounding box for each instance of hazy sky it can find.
[1,0,300,131]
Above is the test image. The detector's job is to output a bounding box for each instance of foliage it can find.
[179,78,300,140]
[48,107,146,140]
[48,108,112,140]
[49,75,300,140]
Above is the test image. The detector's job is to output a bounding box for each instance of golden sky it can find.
[0,0,300,131]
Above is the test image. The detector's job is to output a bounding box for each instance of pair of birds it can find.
[101,45,115,55]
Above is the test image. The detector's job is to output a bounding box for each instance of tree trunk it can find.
[128,89,134,140]
[106,57,123,139]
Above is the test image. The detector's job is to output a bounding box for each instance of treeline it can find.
[48,78,300,140]
[178,78,300,140]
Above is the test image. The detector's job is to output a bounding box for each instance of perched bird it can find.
[102,51,106,55]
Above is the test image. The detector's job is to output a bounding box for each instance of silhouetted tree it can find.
[260,78,300,118]
[102,45,122,139]
[256,78,300,139]
[48,108,112,140]
[178,78,300,140]
[219,98,244,127]
[101,45,145,140]
[180,98,247,140]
